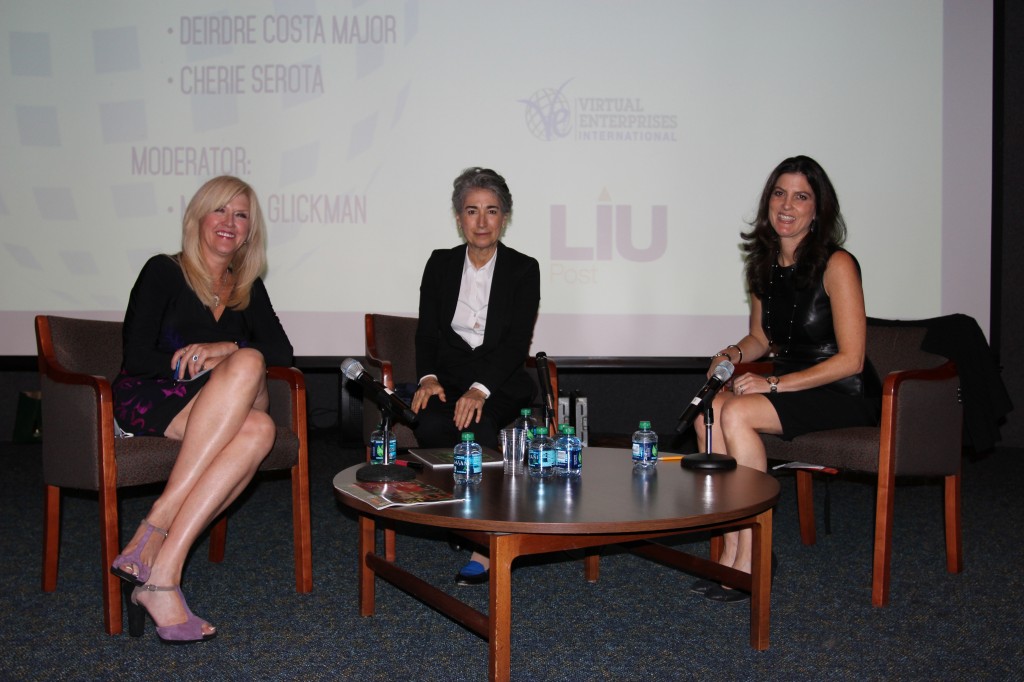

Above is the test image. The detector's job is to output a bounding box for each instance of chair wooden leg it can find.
[291,463,313,593]
[871,470,896,607]
[41,485,60,592]
[795,470,817,546]
[944,473,963,574]
[98,485,122,635]
[208,516,228,563]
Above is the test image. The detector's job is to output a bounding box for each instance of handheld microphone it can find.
[341,358,418,425]
[535,351,555,419]
[676,360,735,433]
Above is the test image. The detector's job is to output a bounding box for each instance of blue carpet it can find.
[1,433,1021,681]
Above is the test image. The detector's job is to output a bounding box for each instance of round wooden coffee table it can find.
[334,447,780,682]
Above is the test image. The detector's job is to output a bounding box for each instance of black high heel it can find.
[123,581,216,644]
[124,581,146,637]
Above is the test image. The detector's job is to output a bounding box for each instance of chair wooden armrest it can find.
[364,314,399,389]
[732,361,773,377]
[266,366,307,430]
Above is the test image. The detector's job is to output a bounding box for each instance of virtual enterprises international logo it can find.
[520,78,678,142]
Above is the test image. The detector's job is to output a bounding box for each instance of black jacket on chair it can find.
[869,314,1011,453]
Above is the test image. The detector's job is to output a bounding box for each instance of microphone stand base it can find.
[356,463,417,482]
[681,452,737,471]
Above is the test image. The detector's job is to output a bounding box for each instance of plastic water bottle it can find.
[528,426,555,478]
[453,431,483,484]
[631,420,658,469]
[369,424,397,465]
[555,425,583,477]
[514,407,538,442]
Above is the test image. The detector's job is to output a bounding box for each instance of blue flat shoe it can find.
[454,560,488,586]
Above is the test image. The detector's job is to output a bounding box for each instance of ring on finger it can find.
[192,354,200,362]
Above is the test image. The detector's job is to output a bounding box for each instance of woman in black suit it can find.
[411,167,540,450]
[410,167,540,584]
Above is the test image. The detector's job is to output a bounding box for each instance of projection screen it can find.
[0,0,993,358]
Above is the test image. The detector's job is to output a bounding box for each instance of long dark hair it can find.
[741,155,846,297]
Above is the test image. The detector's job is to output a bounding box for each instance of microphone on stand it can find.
[677,360,738,471]
[341,357,418,425]
[341,358,418,482]
[534,352,556,433]
[676,360,735,433]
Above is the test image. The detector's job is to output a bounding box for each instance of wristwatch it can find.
[767,376,780,394]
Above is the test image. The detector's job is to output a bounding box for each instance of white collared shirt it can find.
[419,249,497,398]
[452,248,496,350]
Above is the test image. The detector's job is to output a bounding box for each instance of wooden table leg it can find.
[584,551,600,582]
[710,534,723,563]
[749,508,773,650]
[359,514,377,617]
[488,534,516,682]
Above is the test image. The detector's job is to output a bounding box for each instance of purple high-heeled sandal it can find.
[126,583,216,644]
[111,520,168,586]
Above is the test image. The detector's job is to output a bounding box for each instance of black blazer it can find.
[415,241,540,404]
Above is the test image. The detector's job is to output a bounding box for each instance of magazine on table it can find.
[405,446,504,469]
[337,479,464,510]
[771,462,839,474]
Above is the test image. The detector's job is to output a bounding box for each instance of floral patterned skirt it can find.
[111,370,212,437]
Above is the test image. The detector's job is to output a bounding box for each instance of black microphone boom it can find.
[535,352,555,429]
[676,360,735,433]
[341,358,418,426]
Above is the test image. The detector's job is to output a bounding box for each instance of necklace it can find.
[212,271,233,309]
[765,263,798,357]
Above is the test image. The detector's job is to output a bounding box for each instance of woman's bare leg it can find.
[134,408,276,632]
[121,349,277,631]
[115,349,270,570]
[714,396,779,581]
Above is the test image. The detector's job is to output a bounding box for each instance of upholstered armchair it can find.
[737,322,963,606]
[361,313,559,456]
[35,315,312,635]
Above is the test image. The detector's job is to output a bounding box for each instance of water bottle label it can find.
[632,442,657,463]
[469,452,482,475]
[370,436,397,465]
[529,447,554,469]
[453,452,468,475]
[569,446,582,469]
[370,438,384,465]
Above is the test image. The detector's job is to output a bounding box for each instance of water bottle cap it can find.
[461,432,474,441]
[564,426,576,435]
[639,420,651,429]
[520,408,532,416]
[535,426,548,435]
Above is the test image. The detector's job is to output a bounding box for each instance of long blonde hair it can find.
[179,176,267,310]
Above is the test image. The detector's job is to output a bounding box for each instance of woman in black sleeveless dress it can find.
[693,156,880,603]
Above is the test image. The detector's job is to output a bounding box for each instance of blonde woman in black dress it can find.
[110,176,292,641]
